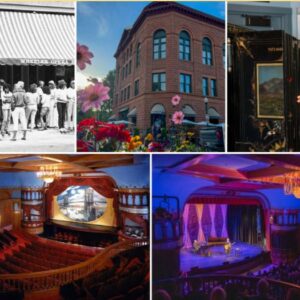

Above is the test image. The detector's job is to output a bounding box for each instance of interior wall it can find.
[0,199,21,230]
[101,156,150,187]
[153,172,214,211]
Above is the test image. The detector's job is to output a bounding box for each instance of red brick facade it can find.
[112,2,225,133]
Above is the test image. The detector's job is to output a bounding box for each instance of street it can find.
[0,128,75,152]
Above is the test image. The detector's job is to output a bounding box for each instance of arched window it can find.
[179,31,191,61]
[202,37,213,65]
[208,107,220,124]
[151,104,166,127]
[153,29,166,60]
[136,43,141,67]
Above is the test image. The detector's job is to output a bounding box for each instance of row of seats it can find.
[60,246,150,300]
[0,231,95,274]
[0,230,17,250]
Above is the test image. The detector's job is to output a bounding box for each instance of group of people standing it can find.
[0,79,75,141]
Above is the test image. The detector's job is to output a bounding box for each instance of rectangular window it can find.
[122,67,124,80]
[211,79,217,97]
[125,64,128,77]
[134,80,139,96]
[129,60,132,74]
[180,73,192,93]
[127,86,130,99]
[202,77,209,96]
[121,90,124,102]
[152,73,166,92]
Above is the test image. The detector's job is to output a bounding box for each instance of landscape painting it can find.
[57,186,107,222]
[256,63,284,119]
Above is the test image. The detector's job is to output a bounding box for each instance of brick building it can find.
[112,2,225,132]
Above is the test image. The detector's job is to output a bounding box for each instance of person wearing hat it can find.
[66,80,75,131]
[56,79,68,133]
[11,83,27,141]
[48,80,58,128]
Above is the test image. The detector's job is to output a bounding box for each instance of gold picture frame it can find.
[256,63,284,119]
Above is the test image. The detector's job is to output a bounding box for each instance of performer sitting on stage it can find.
[224,238,232,255]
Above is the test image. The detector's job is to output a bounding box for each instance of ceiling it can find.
[0,155,134,173]
[159,154,300,185]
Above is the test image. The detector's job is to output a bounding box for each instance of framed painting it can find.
[256,63,284,119]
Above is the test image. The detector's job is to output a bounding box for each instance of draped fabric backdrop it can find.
[227,205,264,245]
[183,204,228,248]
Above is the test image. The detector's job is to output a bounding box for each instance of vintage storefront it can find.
[228,27,300,152]
[0,2,74,88]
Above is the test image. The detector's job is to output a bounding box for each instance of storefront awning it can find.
[127,108,137,117]
[151,104,165,115]
[119,107,129,113]
[0,11,74,66]
[108,114,117,121]
[183,105,196,117]
[208,107,220,119]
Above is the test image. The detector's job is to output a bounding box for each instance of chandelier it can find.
[253,171,300,198]
[37,165,62,183]
[283,172,300,198]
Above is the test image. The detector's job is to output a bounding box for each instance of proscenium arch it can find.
[184,188,272,250]
[45,175,120,227]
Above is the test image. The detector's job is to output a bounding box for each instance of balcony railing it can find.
[0,238,148,292]
[153,274,300,300]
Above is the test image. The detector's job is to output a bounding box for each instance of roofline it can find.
[114,1,225,58]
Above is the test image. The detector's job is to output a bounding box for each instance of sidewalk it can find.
[0,128,75,152]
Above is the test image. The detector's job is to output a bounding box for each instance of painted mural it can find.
[57,186,107,222]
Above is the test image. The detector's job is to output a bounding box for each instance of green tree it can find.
[97,70,115,122]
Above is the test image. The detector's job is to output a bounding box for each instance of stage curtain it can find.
[227,205,264,244]
[183,204,228,248]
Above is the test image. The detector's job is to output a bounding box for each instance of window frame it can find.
[202,37,213,65]
[153,29,167,60]
[180,73,192,94]
[152,72,166,92]
[179,31,191,61]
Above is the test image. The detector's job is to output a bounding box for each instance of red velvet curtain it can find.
[45,177,119,225]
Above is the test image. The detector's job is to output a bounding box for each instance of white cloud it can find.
[78,3,94,16]
[97,16,109,37]
[77,71,102,89]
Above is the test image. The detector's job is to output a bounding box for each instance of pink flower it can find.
[172,111,185,125]
[171,95,181,106]
[77,43,94,70]
[78,82,110,112]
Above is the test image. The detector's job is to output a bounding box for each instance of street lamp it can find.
[204,97,209,125]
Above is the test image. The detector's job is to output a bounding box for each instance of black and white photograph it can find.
[0,2,75,152]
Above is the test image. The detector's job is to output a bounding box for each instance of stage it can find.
[180,242,264,272]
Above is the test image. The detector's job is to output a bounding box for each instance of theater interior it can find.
[0,154,149,300]
[153,154,300,300]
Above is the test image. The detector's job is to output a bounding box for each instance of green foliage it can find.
[97,70,116,122]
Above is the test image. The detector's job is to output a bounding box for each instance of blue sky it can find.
[77,1,225,81]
